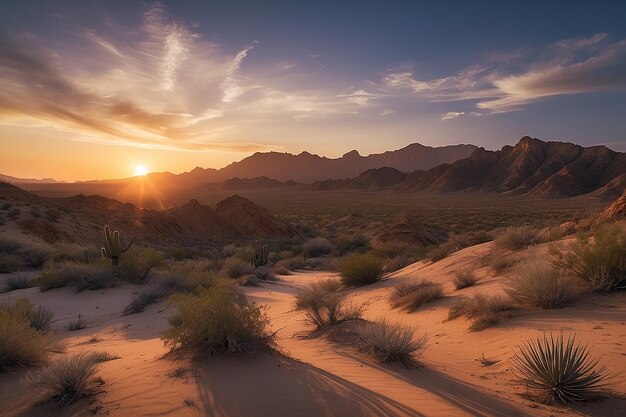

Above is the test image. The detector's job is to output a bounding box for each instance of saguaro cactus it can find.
[101,225,134,266]
[244,240,269,268]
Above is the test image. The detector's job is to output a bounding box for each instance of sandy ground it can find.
[1,239,625,417]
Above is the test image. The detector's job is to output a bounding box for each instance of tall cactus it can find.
[244,240,269,268]
[101,225,134,266]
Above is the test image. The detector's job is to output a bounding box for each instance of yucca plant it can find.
[512,333,607,404]
[30,306,55,332]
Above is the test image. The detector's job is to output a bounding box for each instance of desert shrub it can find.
[163,283,272,356]
[390,280,443,312]
[29,305,55,332]
[506,257,578,309]
[222,257,254,278]
[24,352,103,407]
[356,320,427,367]
[448,294,513,331]
[37,262,114,291]
[253,266,276,281]
[339,253,384,287]
[221,243,238,258]
[275,255,306,271]
[428,240,460,262]
[44,209,61,223]
[0,235,54,270]
[494,225,538,251]
[0,254,24,273]
[156,261,216,293]
[66,315,87,331]
[512,333,607,404]
[303,257,330,270]
[123,285,164,315]
[117,247,164,284]
[453,270,478,290]
[295,279,363,329]
[0,302,49,370]
[552,223,626,292]
[3,273,33,292]
[303,237,335,258]
[333,234,369,255]
[489,248,517,273]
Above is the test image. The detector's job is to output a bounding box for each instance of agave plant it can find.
[512,333,607,404]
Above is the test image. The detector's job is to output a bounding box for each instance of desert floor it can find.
[1,239,625,417]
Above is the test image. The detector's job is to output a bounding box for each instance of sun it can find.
[134,165,148,176]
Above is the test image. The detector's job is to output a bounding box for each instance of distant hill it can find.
[0,182,296,244]
[313,137,626,199]
[0,173,61,184]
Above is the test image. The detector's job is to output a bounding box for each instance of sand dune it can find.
[1,238,625,417]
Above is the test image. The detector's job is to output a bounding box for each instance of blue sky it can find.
[1,1,625,179]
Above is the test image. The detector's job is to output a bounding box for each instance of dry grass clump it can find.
[123,284,165,315]
[36,262,114,292]
[488,248,518,274]
[512,333,607,404]
[24,352,104,407]
[552,223,626,292]
[0,300,50,370]
[222,257,254,278]
[339,253,384,287]
[66,315,87,332]
[494,225,538,251]
[390,280,443,312]
[356,320,427,367]
[3,273,33,292]
[506,257,578,309]
[0,234,54,272]
[155,261,216,293]
[448,294,513,331]
[452,270,478,290]
[163,283,273,356]
[295,279,363,329]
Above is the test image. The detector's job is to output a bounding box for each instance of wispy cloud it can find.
[383,34,626,114]
[0,3,371,152]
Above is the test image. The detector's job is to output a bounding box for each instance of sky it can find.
[1,0,626,181]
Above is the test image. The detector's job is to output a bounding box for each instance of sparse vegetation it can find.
[448,294,513,331]
[117,247,164,283]
[37,262,114,291]
[0,300,50,370]
[494,225,538,251]
[30,305,55,332]
[24,352,103,407]
[512,333,607,404]
[452,270,478,290]
[295,279,363,329]
[488,248,517,273]
[222,257,254,278]
[390,280,443,312]
[339,253,384,286]
[123,285,164,315]
[356,320,427,367]
[66,315,87,331]
[507,257,578,308]
[3,273,33,292]
[552,223,626,292]
[163,283,273,356]
[303,237,335,258]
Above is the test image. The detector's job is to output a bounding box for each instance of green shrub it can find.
[448,294,513,331]
[390,280,443,312]
[37,262,114,291]
[452,270,478,290]
[552,224,626,292]
[356,320,427,367]
[295,279,363,329]
[333,234,369,255]
[24,352,103,407]
[0,301,49,370]
[163,283,272,356]
[155,260,216,293]
[506,257,578,308]
[339,253,384,287]
[117,247,164,284]
[494,225,538,251]
[512,333,607,404]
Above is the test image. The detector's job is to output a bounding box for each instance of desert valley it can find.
[2,1,626,416]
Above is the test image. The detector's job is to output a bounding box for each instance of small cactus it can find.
[101,225,134,266]
[244,241,269,268]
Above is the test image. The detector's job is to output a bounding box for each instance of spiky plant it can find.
[512,333,607,404]
[30,305,55,332]
[244,241,269,268]
[100,225,134,266]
